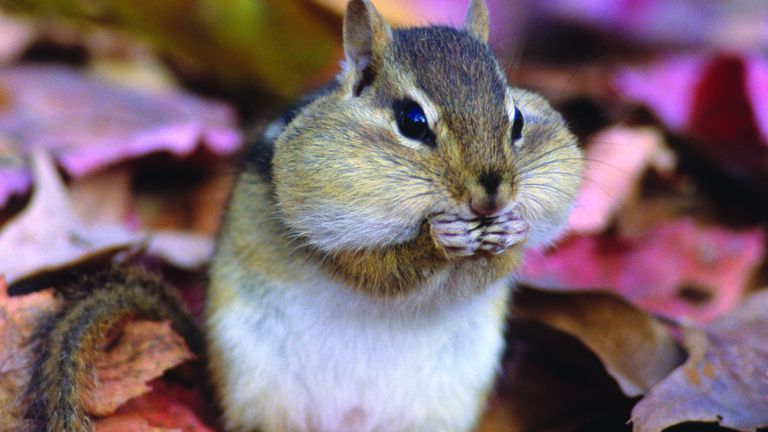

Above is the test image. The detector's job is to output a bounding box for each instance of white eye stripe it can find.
[505,87,525,147]
[504,87,518,123]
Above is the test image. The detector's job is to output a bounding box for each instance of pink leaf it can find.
[520,218,765,322]
[567,126,672,235]
[0,65,242,206]
[615,54,768,181]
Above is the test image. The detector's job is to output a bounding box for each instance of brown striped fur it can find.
[21,268,203,432]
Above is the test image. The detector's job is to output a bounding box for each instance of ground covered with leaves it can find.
[0,1,767,431]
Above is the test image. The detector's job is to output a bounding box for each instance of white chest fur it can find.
[208,272,510,432]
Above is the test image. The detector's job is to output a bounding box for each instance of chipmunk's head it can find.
[273,0,583,253]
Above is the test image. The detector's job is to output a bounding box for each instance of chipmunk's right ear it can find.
[343,0,392,96]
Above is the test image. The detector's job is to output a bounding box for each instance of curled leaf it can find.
[0,65,242,206]
[631,290,768,432]
[512,288,685,397]
[0,150,142,285]
[83,320,195,417]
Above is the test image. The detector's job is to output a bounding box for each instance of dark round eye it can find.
[396,102,429,141]
[511,106,524,142]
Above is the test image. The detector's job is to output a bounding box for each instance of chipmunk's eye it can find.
[511,106,524,143]
[396,102,430,142]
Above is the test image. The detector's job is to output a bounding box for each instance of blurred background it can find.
[1,1,767,431]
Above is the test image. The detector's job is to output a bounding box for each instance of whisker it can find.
[519,170,582,180]
[516,142,577,169]
[519,183,574,199]
[517,157,585,176]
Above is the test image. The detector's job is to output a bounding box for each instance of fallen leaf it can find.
[478,320,635,432]
[0,150,143,285]
[68,167,214,269]
[96,380,214,432]
[566,126,674,235]
[615,54,768,188]
[520,218,765,322]
[0,276,58,430]
[0,65,242,205]
[146,231,213,270]
[530,0,768,51]
[0,11,34,64]
[96,416,175,432]
[511,288,685,397]
[83,320,195,416]
[69,167,134,228]
[631,290,768,432]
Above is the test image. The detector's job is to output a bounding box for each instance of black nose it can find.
[478,172,501,196]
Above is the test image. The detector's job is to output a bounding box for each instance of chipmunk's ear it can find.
[465,0,490,43]
[343,0,392,96]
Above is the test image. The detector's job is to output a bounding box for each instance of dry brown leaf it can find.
[512,288,685,397]
[632,290,768,432]
[83,320,194,417]
[480,320,636,432]
[0,275,58,429]
[0,150,143,284]
[70,167,133,226]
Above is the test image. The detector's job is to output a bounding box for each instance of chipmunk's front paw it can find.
[429,214,484,258]
[477,210,529,255]
[429,210,528,259]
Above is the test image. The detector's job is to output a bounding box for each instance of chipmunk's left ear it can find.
[343,0,392,95]
[465,0,490,43]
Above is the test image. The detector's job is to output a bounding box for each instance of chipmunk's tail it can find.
[21,267,204,432]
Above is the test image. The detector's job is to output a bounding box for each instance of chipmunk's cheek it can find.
[516,199,574,248]
[284,202,424,253]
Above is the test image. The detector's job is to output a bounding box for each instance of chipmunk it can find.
[22,0,583,431]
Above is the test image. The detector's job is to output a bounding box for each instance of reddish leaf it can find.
[83,320,194,417]
[615,54,768,184]
[520,218,764,321]
[632,290,768,432]
[95,416,174,432]
[96,381,214,432]
[0,150,142,284]
[0,276,58,429]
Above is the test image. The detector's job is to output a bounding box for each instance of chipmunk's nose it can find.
[478,172,501,195]
[470,172,505,216]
